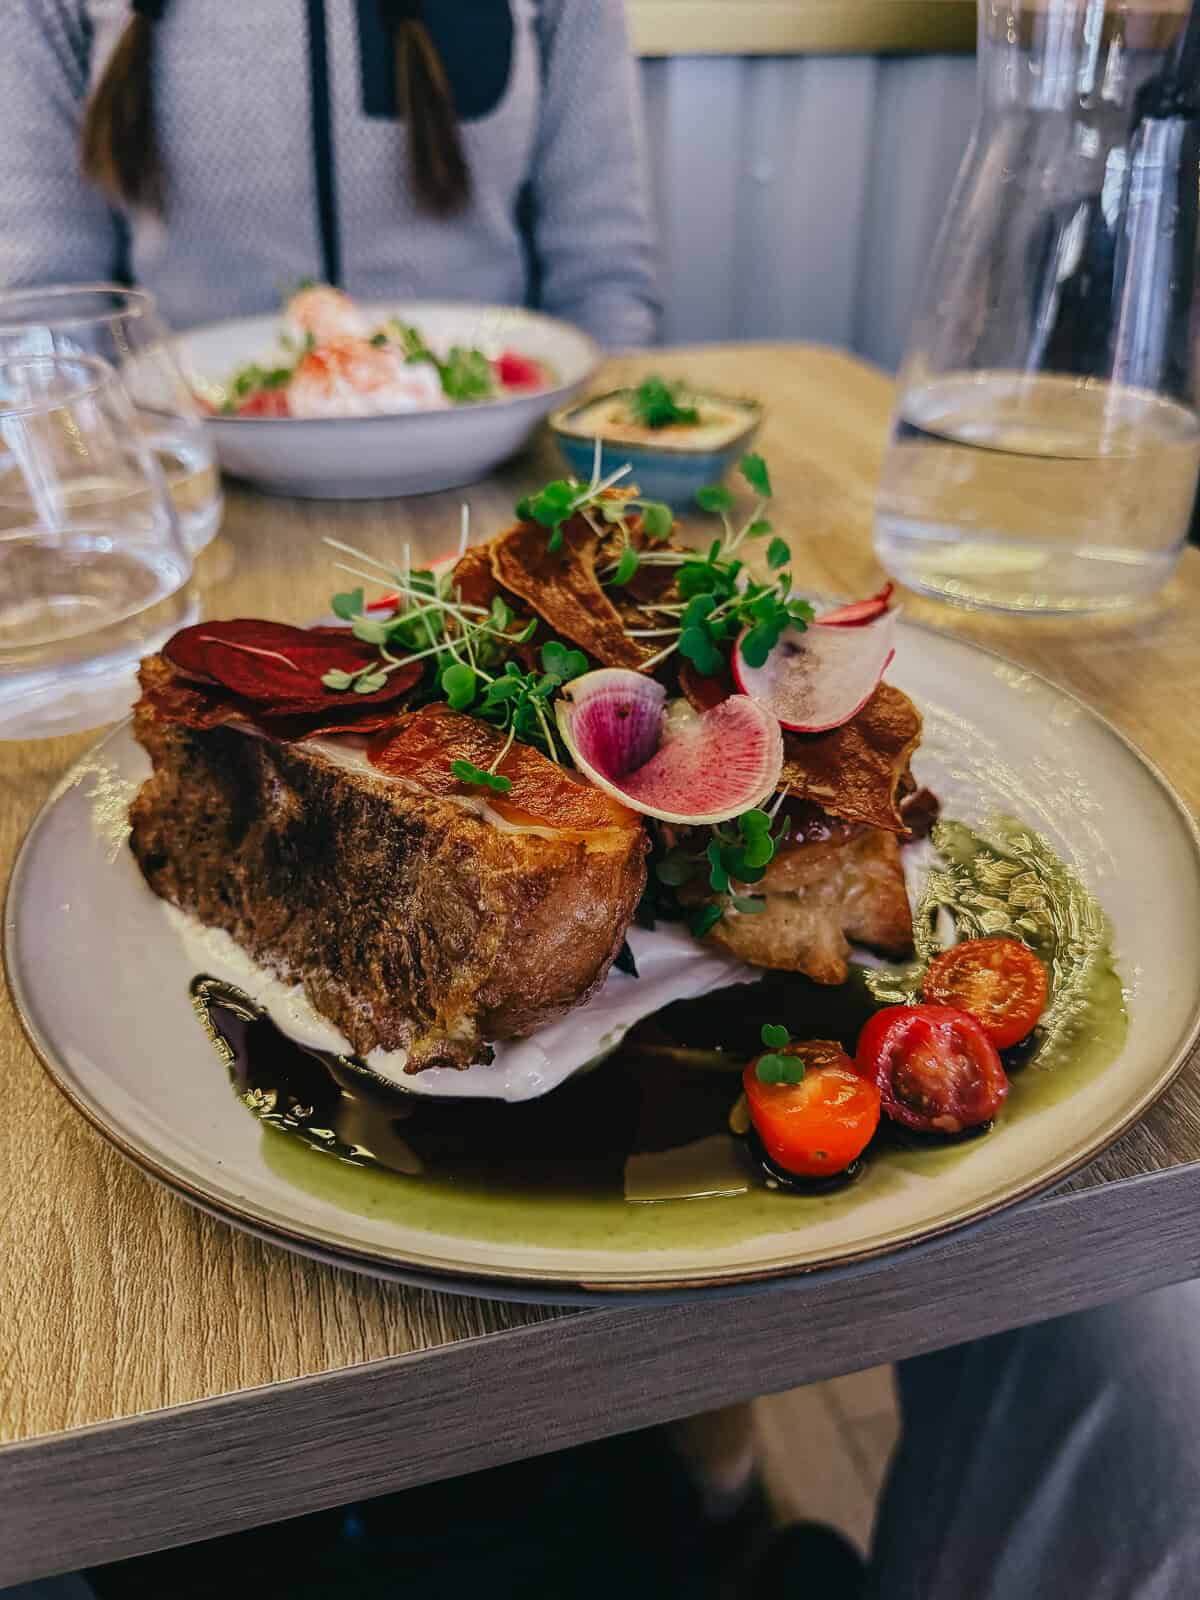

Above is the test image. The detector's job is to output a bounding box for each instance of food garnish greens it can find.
[629,375,700,429]
[655,801,789,937]
[515,437,675,560]
[511,450,811,672]
[223,360,296,411]
[754,1024,805,1084]
[623,454,811,673]
[321,524,591,788]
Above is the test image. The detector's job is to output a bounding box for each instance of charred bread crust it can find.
[129,686,648,1070]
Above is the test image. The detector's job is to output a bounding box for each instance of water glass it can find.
[875,0,1200,615]
[0,285,222,554]
[0,354,195,740]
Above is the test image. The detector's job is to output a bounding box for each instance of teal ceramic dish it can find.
[550,388,763,509]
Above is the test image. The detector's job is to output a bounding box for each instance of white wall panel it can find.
[638,54,977,369]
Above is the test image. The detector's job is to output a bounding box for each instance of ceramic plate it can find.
[176,302,601,499]
[7,625,1200,1295]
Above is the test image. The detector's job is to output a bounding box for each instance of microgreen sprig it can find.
[630,375,700,430]
[756,1024,806,1085]
[515,436,674,570]
[654,801,791,937]
[628,454,813,676]
[449,641,590,791]
[321,534,594,785]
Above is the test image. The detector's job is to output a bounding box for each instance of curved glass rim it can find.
[0,352,119,418]
[0,283,159,337]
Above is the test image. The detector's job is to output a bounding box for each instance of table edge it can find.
[6,1162,1200,1584]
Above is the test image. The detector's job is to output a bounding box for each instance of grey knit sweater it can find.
[2,0,659,345]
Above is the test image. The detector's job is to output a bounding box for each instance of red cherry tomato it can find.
[743,1040,881,1178]
[236,387,291,418]
[856,1005,1008,1135]
[922,937,1048,1050]
[494,349,545,390]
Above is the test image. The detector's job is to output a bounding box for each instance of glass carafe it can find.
[875,0,1200,614]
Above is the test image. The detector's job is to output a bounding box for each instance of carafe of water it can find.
[875,0,1200,614]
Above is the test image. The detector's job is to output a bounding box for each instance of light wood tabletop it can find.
[4,344,1200,1585]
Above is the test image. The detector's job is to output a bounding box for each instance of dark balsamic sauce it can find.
[190,971,889,1204]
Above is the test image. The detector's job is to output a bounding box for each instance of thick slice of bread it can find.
[129,689,647,1070]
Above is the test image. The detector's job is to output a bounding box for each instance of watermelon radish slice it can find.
[818,583,894,627]
[556,668,783,824]
[732,607,898,733]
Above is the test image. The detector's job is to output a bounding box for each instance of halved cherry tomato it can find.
[494,349,545,390]
[236,387,291,418]
[856,1005,1008,1135]
[743,1040,881,1178]
[922,937,1048,1050]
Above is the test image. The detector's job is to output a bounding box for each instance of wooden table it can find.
[4,345,1200,1586]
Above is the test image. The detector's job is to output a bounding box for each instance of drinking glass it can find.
[0,285,222,554]
[0,354,196,740]
[875,0,1200,614]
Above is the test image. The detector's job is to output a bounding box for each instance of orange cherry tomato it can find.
[743,1040,881,1179]
[922,937,1048,1050]
[856,1005,1008,1135]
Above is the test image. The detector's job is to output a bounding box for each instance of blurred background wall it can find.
[628,3,978,368]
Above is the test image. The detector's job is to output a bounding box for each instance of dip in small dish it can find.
[551,378,762,507]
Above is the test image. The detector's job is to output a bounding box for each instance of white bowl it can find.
[176,302,602,500]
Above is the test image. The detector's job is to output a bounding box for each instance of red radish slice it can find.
[556,668,783,824]
[818,583,894,627]
[733,608,898,733]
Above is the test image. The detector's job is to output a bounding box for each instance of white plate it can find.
[7,624,1200,1296]
[177,302,601,499]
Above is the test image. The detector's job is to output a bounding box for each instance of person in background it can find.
[1,0,659,346]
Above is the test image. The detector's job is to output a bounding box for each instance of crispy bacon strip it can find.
[490,515,651,670]
[369,703,639,832]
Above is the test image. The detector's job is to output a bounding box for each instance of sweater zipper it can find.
[305,0,342,286]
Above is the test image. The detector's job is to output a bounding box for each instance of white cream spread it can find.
[163,901,755,1104]
[560,393,756,451]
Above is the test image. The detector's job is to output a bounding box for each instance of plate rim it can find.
[7,622,1200,1294]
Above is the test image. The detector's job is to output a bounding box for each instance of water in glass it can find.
[877,0,1200,614]
[0,285,222,555]
[0,355,195,739]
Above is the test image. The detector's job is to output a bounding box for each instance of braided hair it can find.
[80,0,471,216]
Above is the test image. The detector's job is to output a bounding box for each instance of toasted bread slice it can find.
[129,679,647,1070]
